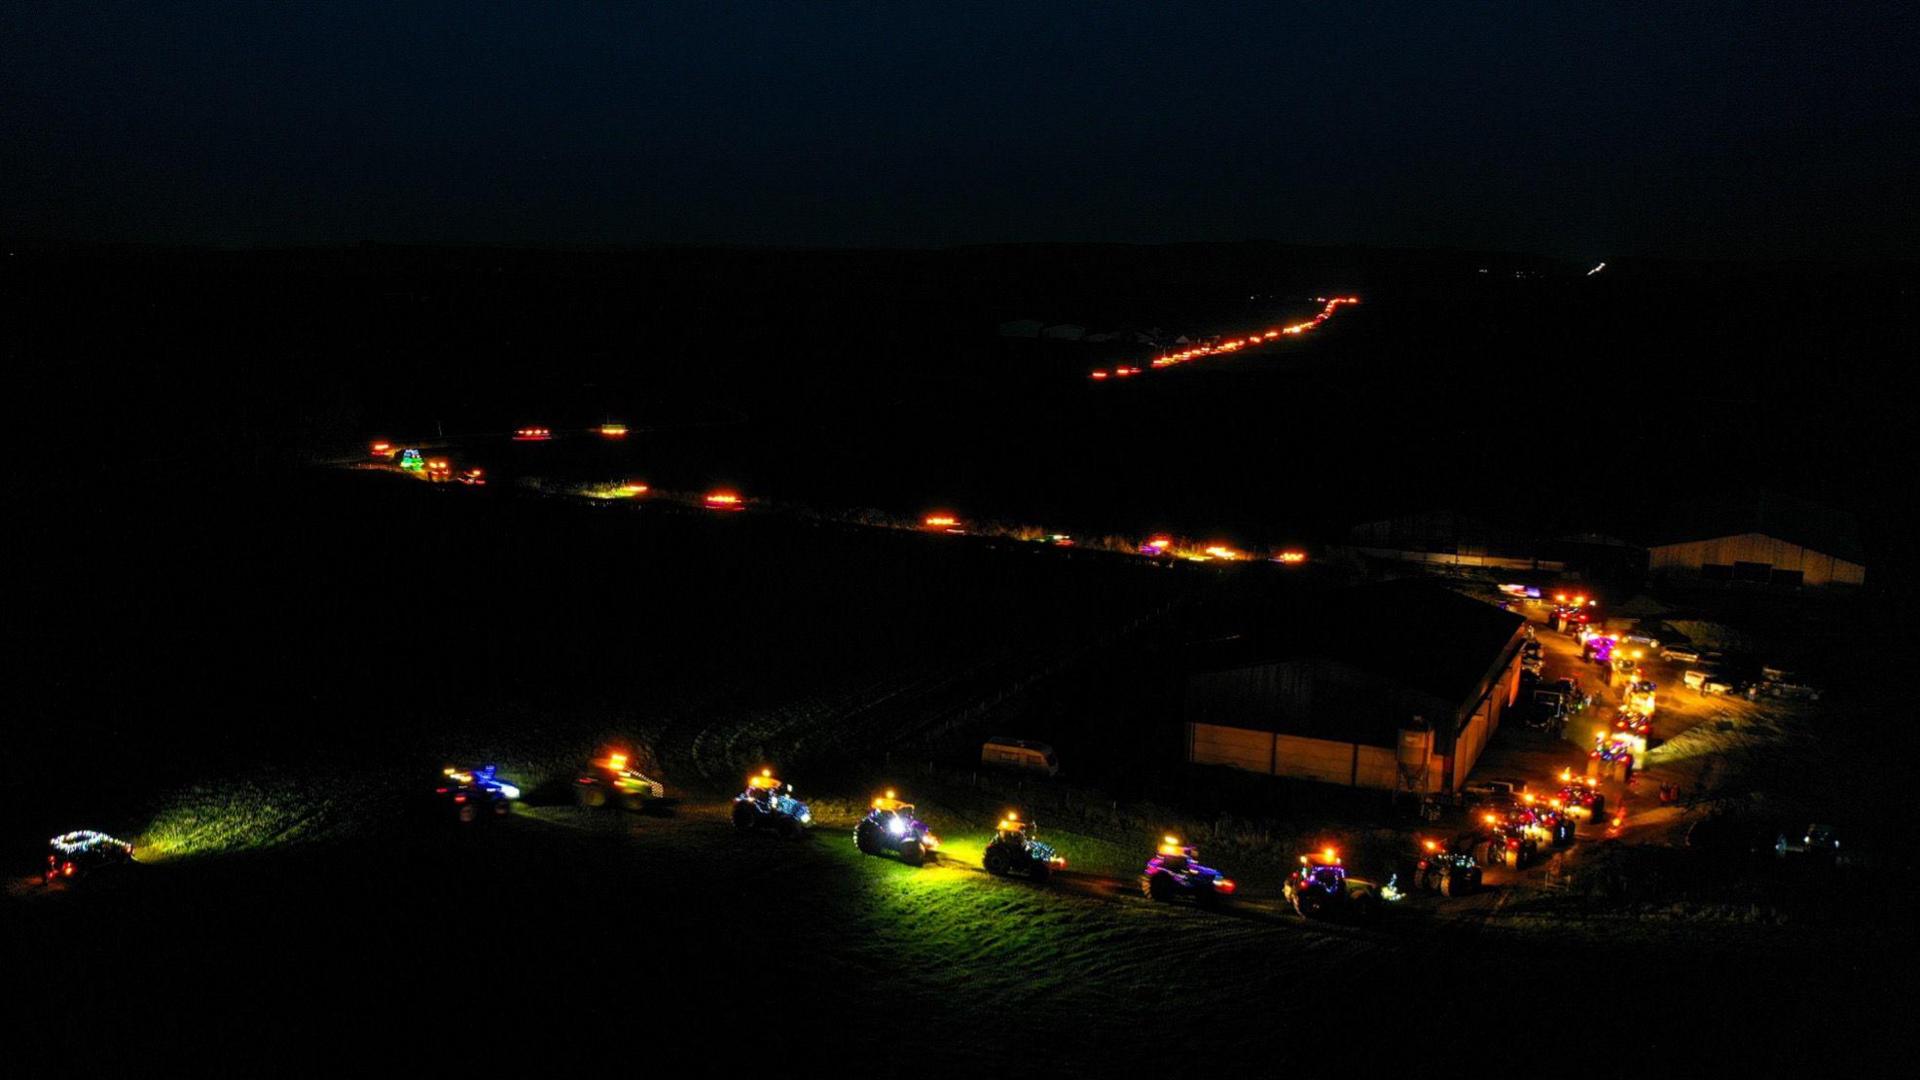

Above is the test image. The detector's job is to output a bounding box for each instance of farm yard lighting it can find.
[704,490,743,510]
[598,423,628,437]
[1276,550,1308,564]
[513,427,552,441]
[923,513,959,529]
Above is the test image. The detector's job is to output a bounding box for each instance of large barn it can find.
[1183,580,1526,793]
[1648,491,1865,588]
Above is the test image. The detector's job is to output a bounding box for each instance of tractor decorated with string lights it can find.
[44,831,135,885]
[854,791,940,866]
[1140,836,1236,905]
[434,764,521,824]
[1283,848,1382,922]
[982,811,1066,882]
[574,750,667,811]
[1409,835,1483,897]
[732,768,812,838]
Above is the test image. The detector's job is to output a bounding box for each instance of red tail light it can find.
[454,794,467,803]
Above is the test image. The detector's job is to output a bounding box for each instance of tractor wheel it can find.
[898,841,925,867]
[983,846,1011,876]
[1423,867,1443,893]
[1297,890,1326,919]
[732,802,756,832]
[492,798,510,817]
[576,784,607,809]
[1439,870,1458,898]
[457,803,479,824]
[855,823,880,855]
[1146,873,1173,902]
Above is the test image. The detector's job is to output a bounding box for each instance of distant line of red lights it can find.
[1091,296,1359,381]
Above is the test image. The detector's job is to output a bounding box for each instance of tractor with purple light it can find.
[1284,848,1383,921]
[854,791,940,866]
[1140,836,1236,906]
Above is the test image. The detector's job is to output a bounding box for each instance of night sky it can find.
[5,1,1915,258]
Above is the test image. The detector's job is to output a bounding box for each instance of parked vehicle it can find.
[980,736,1059,776]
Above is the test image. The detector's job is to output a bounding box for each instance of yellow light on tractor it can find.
[607,752,628,772]
[1423,839,1438,851]
[1322,847,1338,864]
[1483,813,1499,826]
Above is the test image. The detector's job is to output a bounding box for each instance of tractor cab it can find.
[45,831,134,885]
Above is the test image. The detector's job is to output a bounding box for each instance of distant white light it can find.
[1587,261,1607,276]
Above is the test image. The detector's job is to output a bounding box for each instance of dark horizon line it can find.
[6,235,1916,274]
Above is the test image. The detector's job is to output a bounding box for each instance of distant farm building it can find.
[1347,511,1564,572]
[1183,581,1526,793]
[1649,491,1865,588]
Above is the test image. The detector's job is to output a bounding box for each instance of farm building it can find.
[1649,491,1865,588]
[1347,511,1564,572]
[1183,580,1526,793]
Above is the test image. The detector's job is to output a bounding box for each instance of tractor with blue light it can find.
[983,810,1066,882]
[44,831,134,886]
[434,764,521,824]
[732,768,812,838]
[1140,836,1236,905]
[855,791,940,866]
[1284,848,1382,921]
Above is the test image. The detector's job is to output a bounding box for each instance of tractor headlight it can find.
[498,783,521,800]
[887,818,907,837]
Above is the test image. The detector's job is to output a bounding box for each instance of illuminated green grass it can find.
[135,775,347,861]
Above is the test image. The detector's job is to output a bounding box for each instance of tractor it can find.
[731,768,812,838]
[1140,836,1235,906]
[1283,848,1382,921]
[854,791,940,866]
[574,750,666,811]
[982,811,1066,882]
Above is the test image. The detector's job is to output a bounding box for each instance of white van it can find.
[980,737,1059,776]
